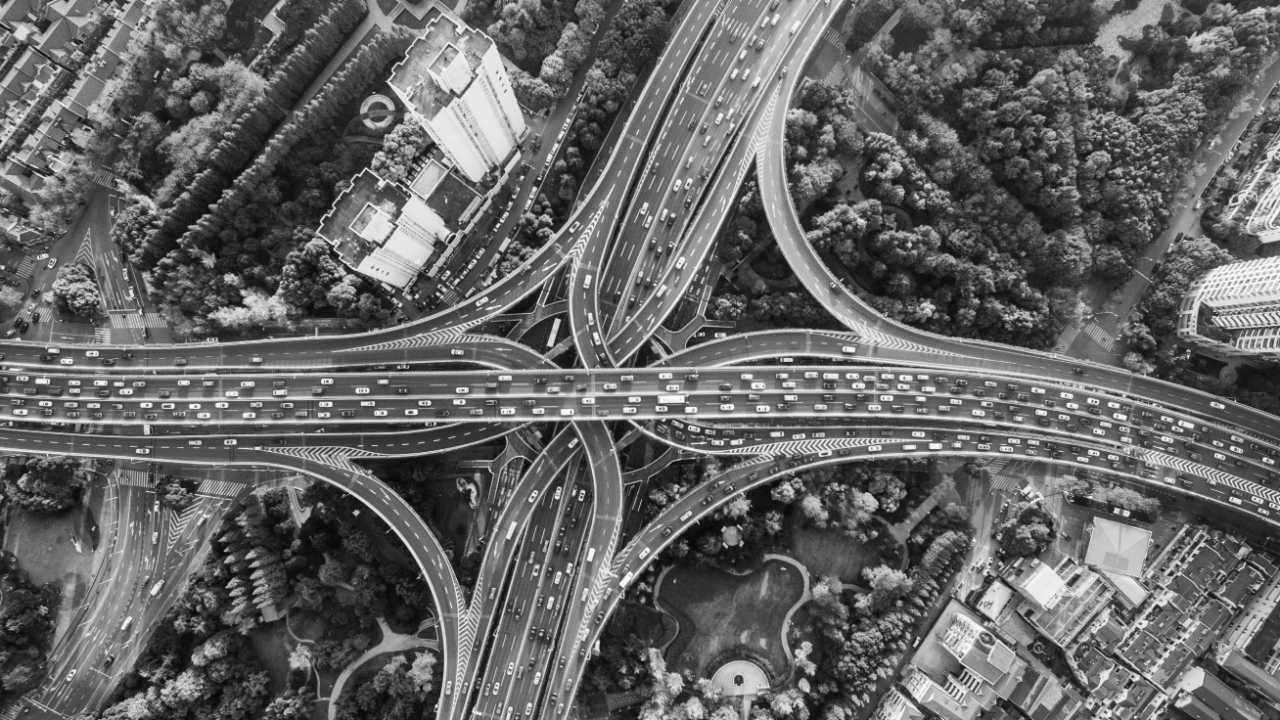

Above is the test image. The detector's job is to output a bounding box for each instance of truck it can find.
[657,394,686,405]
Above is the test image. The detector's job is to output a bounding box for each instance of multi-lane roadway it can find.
[12,0,1280,720]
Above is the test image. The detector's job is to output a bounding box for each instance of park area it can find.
[656,559,807,679]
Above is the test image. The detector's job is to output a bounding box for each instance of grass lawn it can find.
[248,620,295,697]
[787,512,881,584]
[657,559,806,678]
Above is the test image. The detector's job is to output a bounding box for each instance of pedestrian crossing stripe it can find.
[12,257,34,280]
[1084,321,1115,352]
[117,470,149,487]
[822,28,842,48]
[196,479,246,497]
[108,313,167,329]
[1054,324,1081,353]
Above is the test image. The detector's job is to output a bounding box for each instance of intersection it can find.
[6,1,1280,720]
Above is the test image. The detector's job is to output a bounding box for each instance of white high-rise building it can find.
[1176,256,1280,362]
[1222,131,1280,245]
[389,18,526,183]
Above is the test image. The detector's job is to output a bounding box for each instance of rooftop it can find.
[389,18,491,123]
[1086,518,1152,577]
[1009,559,1066,610]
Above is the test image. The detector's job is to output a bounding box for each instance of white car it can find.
[46,258,57,270]
[405,409,419,416]
[59,358,73,365]
[85,350,99,358]
[135,448,149,455]
[532,407,546,415]
[224,439,238,446]
[1210,401,1225,410]
[374,410,388,417]
[623,406,637,414]
[196,412,212,419]
[456,387,470,394]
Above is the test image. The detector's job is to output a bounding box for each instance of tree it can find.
[856,566,913,615]
[0,286,23,308]
[510,67,557,111]
[157,475,198,510]
[51,262,103,316]
[1092,486,1160,514]
[371,119,430,184]
[707,294,746,321]
[3,457,88,512]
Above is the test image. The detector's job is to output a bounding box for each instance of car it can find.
[59,358,73,365]
[46,258,57,270]
[135,448,150,455]
[65,669,76,682]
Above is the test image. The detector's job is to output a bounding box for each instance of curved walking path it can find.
[327,617,440,720]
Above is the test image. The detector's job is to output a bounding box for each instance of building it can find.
[1176,257,1280,362]
[1221,129,1280,244]
[1085,517,1152,578]
[316,168,456,290]
[0,0,148,202]
[388,16,526,183]
[902,601,1027,720]
[1175,667,1262,720]
[1221,649,1280,706]
[870,688,923,720]
[1007,558,1067,611]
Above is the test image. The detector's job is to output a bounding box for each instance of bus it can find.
[657,395,686,405]
[546,317,562,350]
[505,521,517,541]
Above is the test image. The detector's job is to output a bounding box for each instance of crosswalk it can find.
[821,63,847,85]
[108,312,167,329]
[197,479,246,497]
[94,326,111,343]
[11,256,34,280]
[1053,324,1081,353]
[1083,321,1115,352]
[822,27,843,49]
[117,469,150,487]
[91,167,116,189]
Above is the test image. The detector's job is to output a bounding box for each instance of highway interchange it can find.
[9,0,1280,719]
